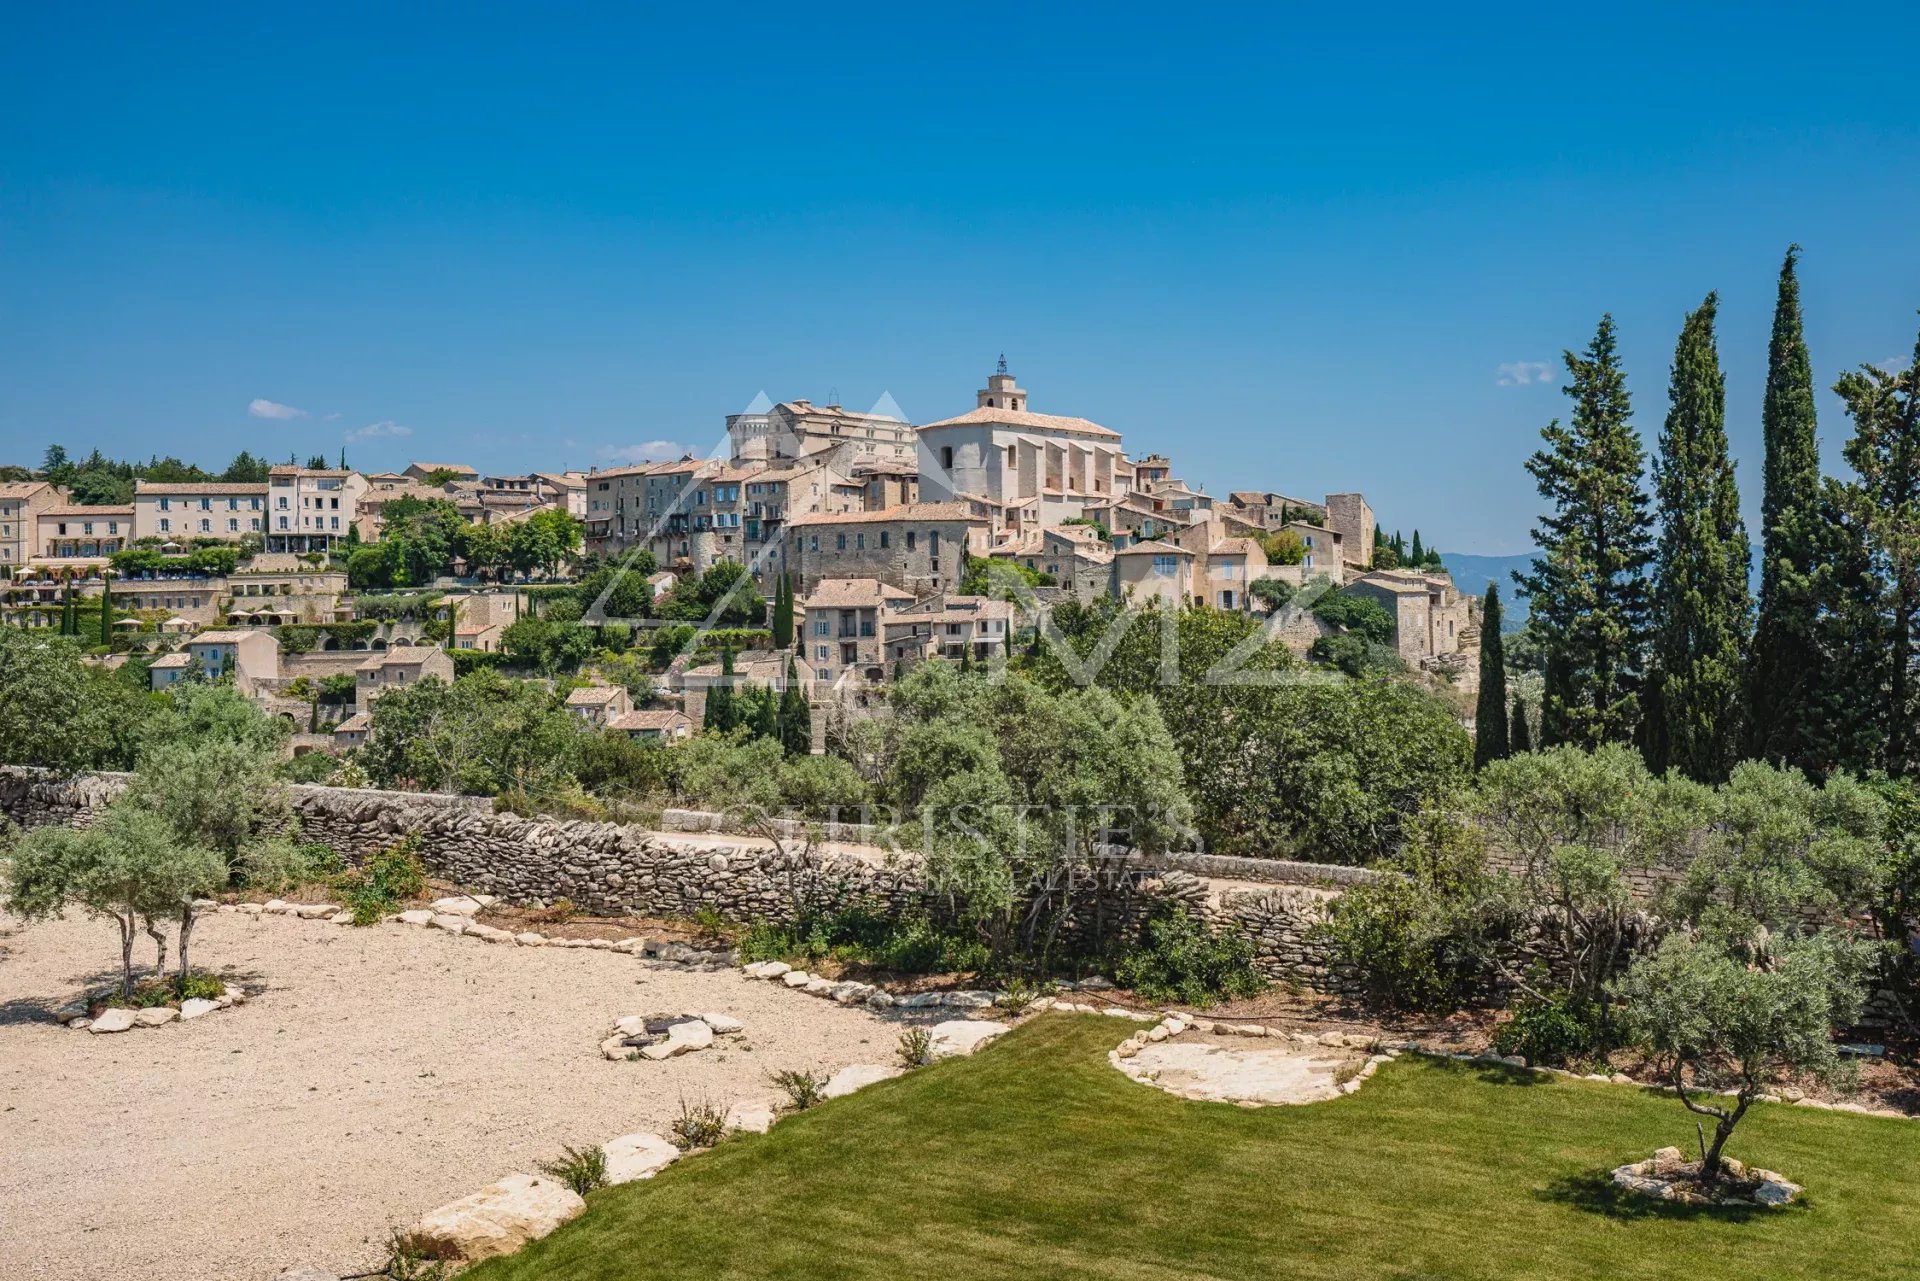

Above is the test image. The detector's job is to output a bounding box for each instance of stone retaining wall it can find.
[0,768,1352,993]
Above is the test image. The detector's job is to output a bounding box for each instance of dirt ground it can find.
[0,909,897,1281]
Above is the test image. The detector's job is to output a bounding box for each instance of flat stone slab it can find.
[822,1062,903,1099]
[1122,1039,1361,1106]
[429,896,486,916]
[928,1020,1010,1059]
[603,1132,680,1184]
[88,1007,136,1034]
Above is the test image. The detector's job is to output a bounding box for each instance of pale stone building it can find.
[917,361,1129,525]
[565,684,634,727]
[148,629,281,696]
[1113,540,1195,608]
[1343,569,1474,666]
[355,645,455,712]
[134,481,269,544]
[800,578,915,685]
[786,502,992,597]
[35,504,132,564]
[727,399,917,467]
[265,466,368,554]
[884,594,1017,666]
[0,481,63,570]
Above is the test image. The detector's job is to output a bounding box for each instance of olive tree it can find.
[3,805,224,999]
[1616,927,1870,1181]
[1476,743,1707,1037]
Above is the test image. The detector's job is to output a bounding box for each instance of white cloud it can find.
[346,419,412,442]
[249,398,306,419]
[600,440,692,463]
[1496,361,1554,387]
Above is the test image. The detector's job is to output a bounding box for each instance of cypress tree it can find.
[772,573,794,649]
[1410,530,1425,564]
[1835,329,1920,772]
[98,575,112,645]
[1510,692,1534,753]
[749,685,778,741]
[1648,293,1750,781]
[1746,246,1829,769]
[1473,583,1509,768]
[61,580,76,636]
[1515,315,1655,748]
[704,647,737,733]
[778,656,811,755]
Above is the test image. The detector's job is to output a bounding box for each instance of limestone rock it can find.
[178,998,219,1020]
[134,1006,179,1027]
[781,970,813,988]
[429,895,485,917]
[396,909,433,926]
[293,903,340,919]
[465,923,515,944]
[822,1062,902,1099]
[726,1101,776,1133]
[515,932,547,946]
[262,899,291,914]
[430,914,470,935]
[408,1173,585,1262]
[328,911,355,925]
[274,1267,339,1281]
[928,1019,1010,1059]
[89,1007,136,1034]
[698,1012,743,1035]
[602,1133,679,1184]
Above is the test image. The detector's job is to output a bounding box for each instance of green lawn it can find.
[469,1016,1919,1281]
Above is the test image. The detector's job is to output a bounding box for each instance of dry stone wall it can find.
[0,768,1349,990]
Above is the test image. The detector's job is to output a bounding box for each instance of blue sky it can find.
[3,3,1918,552]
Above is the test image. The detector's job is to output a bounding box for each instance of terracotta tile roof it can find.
[269,465,352,477]
[0,481,54,498]
[1208,537,1264,557]
[188,630,267,645]
[41,504,134,517]
[787,501,984,528]
[357,647,448,670]
[149,652,192,669]
[918,406,1121,439]
[802,578,916,609]
[608,709,691,732]
[565,686,624,705]
[134,481,269,496]
[334,713,371,732]
[1114,539,1194,557]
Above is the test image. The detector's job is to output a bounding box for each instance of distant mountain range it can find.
[1433,552,1535,629]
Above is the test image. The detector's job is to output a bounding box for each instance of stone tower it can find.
[977,355,1027,412]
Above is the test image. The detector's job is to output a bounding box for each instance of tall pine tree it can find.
[1515,314,1655,748]
[1473,583,1509,767]
[1834,328,1920,773]
[1647,293,1750,781]
[1745,247,1829,768]
[703,647,738,733]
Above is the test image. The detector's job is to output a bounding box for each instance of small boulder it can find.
[293,903,340,920]
[515,932,547,946]
[429,896,485,917]
[262,899,292,914]
[602,1133,679,1184]
[430,914,470,935]
[727,1101,776,1134]
[698,1012,744,1035]
[822,1063,902,1099]
[135,1007,179,1027]
[396,909,434,926]
[179,998,220,1021]
[408,1174,585,1263]
[328,911,355,925]
[781,970,813,988]
[89,1008,137,1034]
[928,1019,1010,1058]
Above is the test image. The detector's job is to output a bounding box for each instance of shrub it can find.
[668,1096,731,1150]
[896,1027,935,1069]
[1318,811,1509,1012]
[1311,590,1396,645]
[1492,989,1608,1068]
[332,837,429,925]
[382,1230,455,1281]
[537,1143,608,1197]
[106,969,226,1010]
[1114,902,1266,1007]
[690,906,729,943]
[769,1067,828,1111]
[241,840,342,893]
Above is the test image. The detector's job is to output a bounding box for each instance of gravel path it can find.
[0,910,894,1281]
